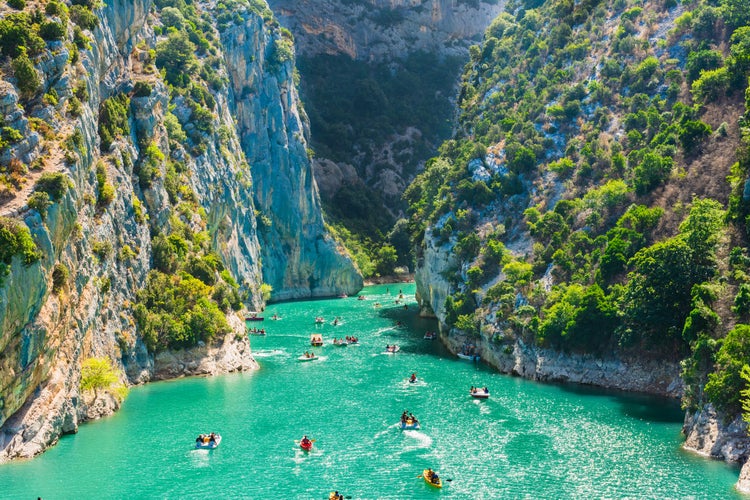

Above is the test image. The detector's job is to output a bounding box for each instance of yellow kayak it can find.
[423,469,443,488]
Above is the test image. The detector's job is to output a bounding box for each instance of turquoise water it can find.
[0,283,741,499]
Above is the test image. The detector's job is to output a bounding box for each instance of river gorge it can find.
[0,284,739,498]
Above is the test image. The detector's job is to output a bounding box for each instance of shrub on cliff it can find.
[99,93,131,152]
[11,53,41,97]
[27,191,51,219]
[35,172,70,200]
[155,30,197,86]
[0,217,41,280]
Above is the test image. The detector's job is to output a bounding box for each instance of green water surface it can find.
[0,283,740,499]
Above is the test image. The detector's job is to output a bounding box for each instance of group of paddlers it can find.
[332,336,358,345]
[195,433,218,445]
[400,410,419,425]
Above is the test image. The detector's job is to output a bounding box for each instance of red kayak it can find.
[299,439,314,451]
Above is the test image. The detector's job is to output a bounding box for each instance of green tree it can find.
[155,30,197,86]
[80,357,120,396]
[374,244,398,276]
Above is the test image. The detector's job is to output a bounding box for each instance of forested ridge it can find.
[406,0,750,416]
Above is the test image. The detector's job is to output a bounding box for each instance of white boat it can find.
[384,345,400,354]
[470,389,490,399]
[298,354,318,362]
[310,333,324,346]
[424,332,436,340]
[332,339,348,346]
[195,434,221,449]
[457,352,479,361]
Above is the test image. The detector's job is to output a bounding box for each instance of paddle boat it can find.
[245,312,264,321]
[384,344,400,354]
[329,491,344,500]
[310,333,324,346]
[470,387,490,399]
[298,352,318,362]
[314,316,325,324]
[195,433,221,449]
[424,331,436,340]
[298,436,314,451]
[332,338,348,346]
[346,336,359,345]
[399,411,420,430]
[422,469,443,489]
[357,295,366,301]
[400,418,420,430]
[247,328,266,336]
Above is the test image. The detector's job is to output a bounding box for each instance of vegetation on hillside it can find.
[405,0,750,414]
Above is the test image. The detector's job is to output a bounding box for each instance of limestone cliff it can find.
[0,0,357,461]
[220,15,362,300]
[268,0,504,61]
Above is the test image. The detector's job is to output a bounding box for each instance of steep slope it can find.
[406,0,750,472]
[0,0,358,460]
[221,16,362,300]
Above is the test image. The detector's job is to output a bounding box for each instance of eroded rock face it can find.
[683,406,750,463]
[268,0,505,61]
[222,15,362,301]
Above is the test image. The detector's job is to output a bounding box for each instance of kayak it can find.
[195,434,222,449]
[300,440,313,451]
[329,492,344,500]
[384,346,400,354]
[399,419,420,430]
[408,378,418,383]
[298,355,317,362]
[422,469,443,489]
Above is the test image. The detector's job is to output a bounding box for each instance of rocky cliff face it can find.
[221,15,362,301]
[268,0,504,61]
[0,0,356,461]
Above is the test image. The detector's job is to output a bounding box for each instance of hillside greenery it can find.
[405,0,750,415]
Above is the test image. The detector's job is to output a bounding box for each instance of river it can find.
[0,283,740,498]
